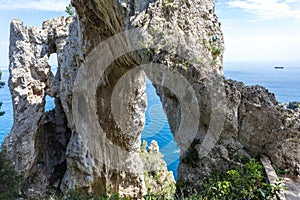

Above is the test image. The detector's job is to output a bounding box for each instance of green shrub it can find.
[206,35,223,62]
[0,150,27,199]
[183,159,284,200]
[211,46,223,60]
[287,101,300,110]
[65,3,75,16]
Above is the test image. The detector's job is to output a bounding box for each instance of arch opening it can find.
[48,53,58,75]
[141,77,180,180]
[45,53,58,112]
[45,95,55,112]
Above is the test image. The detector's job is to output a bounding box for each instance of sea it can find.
[1,60,300,180]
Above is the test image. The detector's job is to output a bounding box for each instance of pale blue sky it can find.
[0,0,300,67]
[0,0,69,67]
[216,0,300,62]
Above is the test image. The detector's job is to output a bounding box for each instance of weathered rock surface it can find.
[281,175,300,200]
[178,79,300,190]
[4,17,77,197]
[226,80,300,174]
[140,140,176,199]
[3,0,299,198]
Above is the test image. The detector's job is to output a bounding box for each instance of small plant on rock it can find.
[287,101,300,110]
[65,3,75,16]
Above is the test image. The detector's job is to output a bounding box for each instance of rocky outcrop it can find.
[225,80,299,175]
[5,13,147,197]
[178,79,300,190]
[4,17,77,196]
[3,0,299,198]
[140,140,176,199]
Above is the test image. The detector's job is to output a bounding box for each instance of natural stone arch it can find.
[5,0,226,197]
[67,1,226,195]
[4,0,299,199]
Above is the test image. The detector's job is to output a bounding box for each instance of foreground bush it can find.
[287,101,300,110]
[178,159,284,200]
[0,150,27,199]
[58,159,283,200]
[0,154,283,199]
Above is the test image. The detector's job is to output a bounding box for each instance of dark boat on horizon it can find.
[274,66,284,69]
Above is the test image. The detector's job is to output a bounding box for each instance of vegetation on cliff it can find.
[287,101,300,110]
[0,152,284,200]
[177,158,284,200]
[53,158,284,199]
[0,150,27,199]
[65,3,75,16]
[140,140,176,199]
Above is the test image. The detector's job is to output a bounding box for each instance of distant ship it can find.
[274,66,284,69]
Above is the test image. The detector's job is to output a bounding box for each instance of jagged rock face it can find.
[4,17,77,196]
[5,14,147,198]
[69,0,224,197]
[225,80,300,174]
[3,0,300,198]
[178,79,300,190]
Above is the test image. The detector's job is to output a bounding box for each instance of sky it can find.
[215,0,300,62]
[0,0,69,67]
[0,0,300,67]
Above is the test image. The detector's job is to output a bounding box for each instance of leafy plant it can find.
[287,101,300,110]
[203,159,281,199]
[65,3,75,16]
[180,158,284,199]
[0,150,28,199]
[203,35,223,63]
[211,46,222,59]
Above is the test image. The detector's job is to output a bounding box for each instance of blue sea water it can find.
[1,60,300,181]
[224,61,300,102]
[141,79,180,179]
[0,68,13,145]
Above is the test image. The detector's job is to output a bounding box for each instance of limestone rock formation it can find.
[3,0,299,198]
[140,140,176,199]
[178,79,300,190]
[225,80,300,175]
[5,16,78,196]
